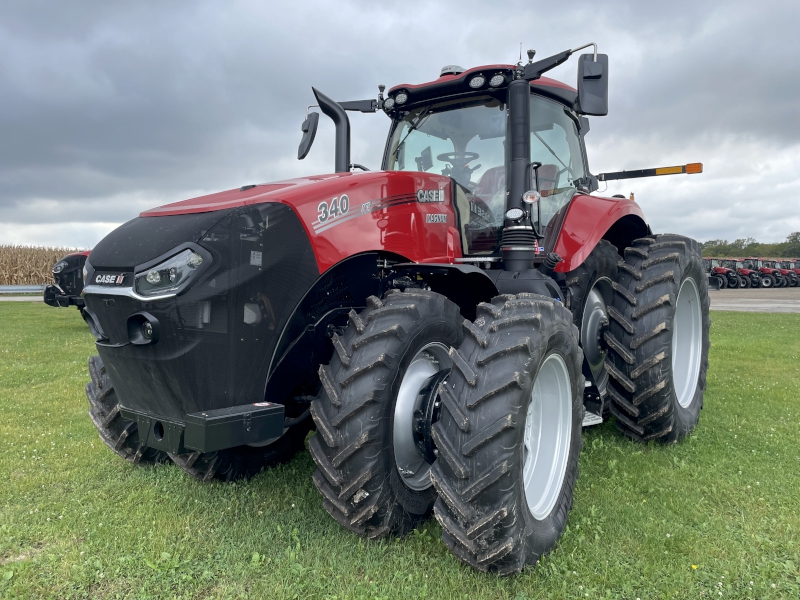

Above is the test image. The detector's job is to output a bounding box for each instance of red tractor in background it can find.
[705,258,741,289]
[720,259,757,288]
[43,250,91,310]
[79,44,710,575]
[742,258,782,288]
[762,259,797,287]
[780,260,800,281]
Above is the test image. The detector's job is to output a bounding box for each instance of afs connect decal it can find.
[312,188,447,234]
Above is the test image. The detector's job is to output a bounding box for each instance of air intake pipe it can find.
[502,78,538,271]
[313,87,351,173]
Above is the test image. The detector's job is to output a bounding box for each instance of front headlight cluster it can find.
[52,261,67,274]
[134,249,204,298]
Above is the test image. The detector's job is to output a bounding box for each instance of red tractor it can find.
[43,250,91,310]
[762,259,797,287]
[720,259,757,288]
[741,258,778,288]
[705,258,741,289]
[780,260,800,281]
[79,45,710,575]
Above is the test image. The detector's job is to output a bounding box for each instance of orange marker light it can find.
[685,163,703,174]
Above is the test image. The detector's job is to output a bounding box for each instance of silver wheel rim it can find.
[393,342,450,491]
[523,353,572,521]
[672,277,702,408]
[580,278,612,396]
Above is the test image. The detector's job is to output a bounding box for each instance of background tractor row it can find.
[702,258,799,288]
[77,44,711,575]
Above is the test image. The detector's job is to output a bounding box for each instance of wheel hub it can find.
[672,277,702,408]
[412,369,449,464]
[580,279,612,396]
[523,353,573,520]
[393,343,451,491]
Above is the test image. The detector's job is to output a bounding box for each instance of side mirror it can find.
[577,53,609,116]
[297,112,319,160]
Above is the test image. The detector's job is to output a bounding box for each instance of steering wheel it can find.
[437,151,480,165]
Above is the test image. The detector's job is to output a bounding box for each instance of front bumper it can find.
[119,402,285,454]
[43,284,85,308]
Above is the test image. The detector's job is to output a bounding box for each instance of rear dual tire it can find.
[604,235,710,443]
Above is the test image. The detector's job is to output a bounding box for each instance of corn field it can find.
[0,245,86,285]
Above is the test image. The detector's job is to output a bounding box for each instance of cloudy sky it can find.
[1,0,798,249]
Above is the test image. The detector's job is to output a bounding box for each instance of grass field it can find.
[1,303,799,599]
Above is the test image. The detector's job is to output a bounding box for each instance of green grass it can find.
[1,303,799,599]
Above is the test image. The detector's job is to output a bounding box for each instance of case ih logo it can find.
[95,273,126,285]
[417,189,444,203]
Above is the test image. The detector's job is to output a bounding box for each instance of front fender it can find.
[553,194,648,272]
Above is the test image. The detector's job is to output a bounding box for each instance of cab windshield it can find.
[386,96,507,221]
[386,96,507,255]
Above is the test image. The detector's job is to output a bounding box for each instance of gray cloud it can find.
[0,0,798,247]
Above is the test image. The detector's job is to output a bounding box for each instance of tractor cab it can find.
[382,74,587,256]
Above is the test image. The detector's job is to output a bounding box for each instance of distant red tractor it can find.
[762,259,797,287]
[79,44,710,575]
[742,258,782,288]
[780,260,800,281]
[720,259,757,288]
[705,258,741,289]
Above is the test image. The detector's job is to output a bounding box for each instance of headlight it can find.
[489,74,505,87]
[395,91,408,105]
[383,97,395,111]
[468,75,486,88]
[134,249,205,298]
[52,261,67,274]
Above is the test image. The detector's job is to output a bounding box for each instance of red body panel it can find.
[69,251,91,258]
[142,174,648,275]
[142,172,461,272]
[552,194,647,272]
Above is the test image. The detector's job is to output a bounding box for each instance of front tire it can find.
[168,417,311,482]
[431,294,584,575]
[309,289,464,538]
[738,275,750,288]
[604,235,710,443]
[715,275,727,289]
[86,356,166,465]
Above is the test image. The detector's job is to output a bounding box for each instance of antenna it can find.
[519,42,522,63]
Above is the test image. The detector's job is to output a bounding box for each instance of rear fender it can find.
[553,194,649,272]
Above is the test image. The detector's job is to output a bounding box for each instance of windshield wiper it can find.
[392,104,434,158]
[533,131,569,171]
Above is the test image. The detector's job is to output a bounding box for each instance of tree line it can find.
[701,232,800,258]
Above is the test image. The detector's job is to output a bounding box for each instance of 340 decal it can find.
[317,195,350,223]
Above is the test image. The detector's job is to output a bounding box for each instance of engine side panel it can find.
[553,194,648,272]
[142,171,464,272]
